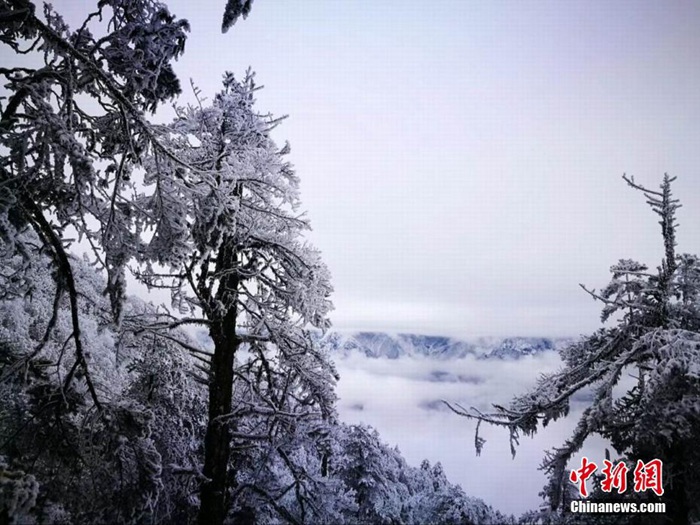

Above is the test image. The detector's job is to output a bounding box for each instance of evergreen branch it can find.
[17,189,102,412]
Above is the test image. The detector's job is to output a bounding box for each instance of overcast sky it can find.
[65,0,700,338]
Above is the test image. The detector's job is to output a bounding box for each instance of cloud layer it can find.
[335,350,610,516]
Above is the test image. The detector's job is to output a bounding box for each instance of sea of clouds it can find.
[333,348,612,517]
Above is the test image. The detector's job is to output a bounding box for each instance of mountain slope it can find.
[321,331,569,360]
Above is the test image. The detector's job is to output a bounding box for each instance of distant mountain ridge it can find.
[320,332,570,360]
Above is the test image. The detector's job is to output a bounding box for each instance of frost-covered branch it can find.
[451,175,700,519]
[16,187,102,411]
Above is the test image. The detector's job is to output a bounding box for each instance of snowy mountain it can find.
[320,331,568,360]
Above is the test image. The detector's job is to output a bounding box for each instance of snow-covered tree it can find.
[222,0,254,32]
[449,175,700,524]
[135,72,336,524]
[0,0,193,421]
[0,0,255,414]
[2,4,506,524]
[0,230,208,523]
[327,423,513,525]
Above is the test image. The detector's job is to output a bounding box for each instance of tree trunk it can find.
[198,321,238,525]
[198,239,240,525]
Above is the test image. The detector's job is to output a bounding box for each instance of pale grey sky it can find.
[64,0,700,337]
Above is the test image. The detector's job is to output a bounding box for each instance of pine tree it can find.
[0,0,255,413]
[136,71,336,525]
[0,0,190,415]
[448,175,700,524]
[0,230,208,522]
[222,0,254,32]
